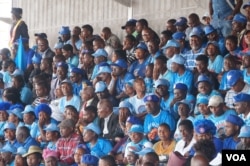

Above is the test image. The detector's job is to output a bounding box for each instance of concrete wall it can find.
[13,0,212,48]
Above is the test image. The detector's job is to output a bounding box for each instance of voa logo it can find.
[226,154,246,161]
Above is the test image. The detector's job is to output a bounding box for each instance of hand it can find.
[147,128,158,141]
[226,14,234,21]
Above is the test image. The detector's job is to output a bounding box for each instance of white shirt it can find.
[174,137,196,156]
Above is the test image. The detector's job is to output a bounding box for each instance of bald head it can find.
[191,154,209,166]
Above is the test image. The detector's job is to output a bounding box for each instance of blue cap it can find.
[111,59,128,68]
[119,100,134,113]
[0,102,11,111]
[171,54,186,65]
[0,144,16,153]
[44,123,59,132]
[243,2,250,9]
[174,17,187,26]
[204,25,216,35]
[196,97,209,105]
[195,74,211,88]
[154,78,170,88]
[92,49,108,57]
[189,27,203,38]
[22,105,35,114]
[238,125,250,138]
[143,94,160,103]
[3,122,16,131]
[95,81,107,93]
[35,103,52,118]
[32,54,42,64]
[84,123,101,135]
[70,67,85,76]
[77,144,90,154]
[176,99,191,110]
[162,39,180,49]
[136,42,148,51]
[125,79,135,87]
[56,62,68,70]
[233,13,247,24]
[7,107,23,119]
[225,114,244,127]
[11,69,24,77]
[135,148,155,156]
[174,83,188,91]
[81,154,99,166]
[96,65,112,75]
[54,42,64,49]
[16,147,27,155]
[126,116,143,125]
[207,41,219,48]
[121,19,137,29]
[59,26,70,35]
[233,93,250,103]
[129,124,144,134]
[226,70,243,87]
[194,119,216,135]
[172,32,186,40]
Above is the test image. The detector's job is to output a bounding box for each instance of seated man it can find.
[15,126,40,149]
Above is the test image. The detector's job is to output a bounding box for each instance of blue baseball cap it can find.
[172,32,186,40]
[92,49,108,57]
[125,79,135,87]
[44,123,59,132]
[84,123,101,135]
[238,125,250,138]
[204,25,216,35]
[59,26,70,35]
[0,102,11,111]
[0,144,16,153]
[176,99,191,110]
[189,27,203,38]
[22,105,35,114]
[126,116,143,125]
[225,114,244,127]
[196,97,209,105]
[162,39,180,49]
[135,147,155,156]
[174,17,187,26]
[119,100,134,113]
[32,54,42,64]
[195,74,211,87]
[111,59,128,68]
[56,62,68,70]
[96,65,112,75]
[154,78,170,88]
[226,70,243,87]
[76,144,90,154]
[3,122,16,131]
[128,124,144,134]
[35,103,52,118]
[171,54,186,65]
[70,67,85,76]
[143,94,160,103]
[95,81,107,93]
[54,42,64,49]
[15,147,27,155]
[136,42,148,51]
[174,83,188,91]
[7,107,23,119]
[11,69,24,77]
[243,2,250,9]
[233,13,247,24]
[233,93,250,103]
[81,154,99,166]
[194,119,216,135]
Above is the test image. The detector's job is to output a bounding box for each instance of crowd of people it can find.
[1,0,250,166]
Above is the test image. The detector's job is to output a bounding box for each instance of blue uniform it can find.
[208,55,223,74]
[148,51,162,64]
[160,93,174,111]
[173,69,194,92]
[86,138,113,158]
[144,110,176,134]
[22,136,40,149]
[223,137,239,150]
[129,57,150,78]
[24,121,39,138]
[115,72,134,96]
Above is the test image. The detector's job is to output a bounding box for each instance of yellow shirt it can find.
[153,140,176,156]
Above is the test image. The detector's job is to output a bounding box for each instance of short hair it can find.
[178,119,194,131]
[84,106,97,117]
[3,87,21,104]
[137,18,148,27]
[13,75,25,88]
[65,105,78,114]
[18,126,30,138]
[100,155,116,166]
[38,38,49,45]
[161,30,173,38]
[159,123,171,131]
[225,35,238,45]
[42,57,53,68]
[62,44,73,52]
[193,139,216,161]
[54,54,66,63]
[155,55,168,63]
[5,59,16,68]
[195,54,209,65]
[188,13,200,22]
[144,152,159,163]
[134,77,145,85]
[98,99,113,110]
[125,34,136,43]
[102,27,112,34]
[167,19,176,24]
[146,63,154,69]
[113,49,127,61]
[82,24,94,34]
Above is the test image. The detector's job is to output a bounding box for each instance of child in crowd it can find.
[72,144,90,166]
[43,123,60,151]
[144,63,154,94]
[32,81,51,106]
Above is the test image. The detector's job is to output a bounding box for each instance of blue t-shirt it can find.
[223,137,239,150]
[208,55,223,74]
[129,57,150,78]
[86,138,113,158]
[173,69,194,92]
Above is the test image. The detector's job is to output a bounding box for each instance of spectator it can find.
[62,44,79,67]
[166,19,177,33]
[67,26,82,54]
[122,35,137,65]
[236,125,250,150]
[33,81,51,106]
[121,19,138,37]
[23,146,43,166]
[233,93,250,125]
[16,126,40,149]
[58,26,71,45]
[37,38,55,59]
[80,154,99,166]
[72,144,90,166]
[43,123,60,151]
[22,105,38,138]
[101,27,122,50]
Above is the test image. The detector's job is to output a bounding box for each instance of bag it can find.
[167,151,187,166]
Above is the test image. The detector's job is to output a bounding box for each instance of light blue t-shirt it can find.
[208,55,223,74]
[58,95,81,112]
[86,138,113,158]
[173,69,194,92]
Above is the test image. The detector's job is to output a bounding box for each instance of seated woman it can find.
[153,123,176,160]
